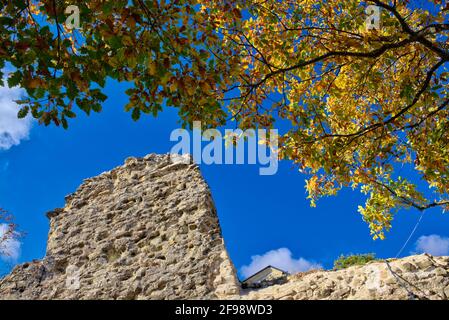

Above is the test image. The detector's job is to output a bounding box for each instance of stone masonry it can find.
[241,254,449,300]
[1,153,449,300]
[0,154,240,299]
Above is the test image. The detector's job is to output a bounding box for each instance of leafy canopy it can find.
[1,0,449,238]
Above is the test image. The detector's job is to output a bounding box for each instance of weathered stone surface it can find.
[241,255,449,300]
[0,154,240,300]
[1,153,448,300]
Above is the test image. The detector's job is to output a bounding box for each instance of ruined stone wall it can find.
[241,254,449,300]
[1,153,449,300]
[0,154,240,299]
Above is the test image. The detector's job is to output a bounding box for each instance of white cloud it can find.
[0,224,21,261]
[0,80,32,150]
[240,248,322,278]
[414,235,449,256]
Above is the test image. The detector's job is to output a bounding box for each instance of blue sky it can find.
[1,78,449,279]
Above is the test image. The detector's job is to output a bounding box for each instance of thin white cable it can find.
[395,210,426,258]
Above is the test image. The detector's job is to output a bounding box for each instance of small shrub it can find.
[333,253,377,270]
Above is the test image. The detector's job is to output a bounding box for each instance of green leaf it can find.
[61,117,68,129]
[131,108,141,121]
[63,110,77,118]
[0,17,14,26]
[92,103,102,113]
[17,106,29,119]
[7,72,22,87]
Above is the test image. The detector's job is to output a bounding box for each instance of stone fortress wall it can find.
[0,154,240,299]
[1,154,448,300]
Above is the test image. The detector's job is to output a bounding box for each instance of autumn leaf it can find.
[2,0,449,239]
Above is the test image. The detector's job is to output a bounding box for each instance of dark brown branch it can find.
[371,178,449,212]
[403,97,449,130]
[369,0,449,60]
[320,59,445,140]
[251,38,414,88]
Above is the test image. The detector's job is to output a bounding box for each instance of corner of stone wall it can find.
[213,243,241,299]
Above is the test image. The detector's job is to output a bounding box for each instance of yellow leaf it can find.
[148,62,157,76]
